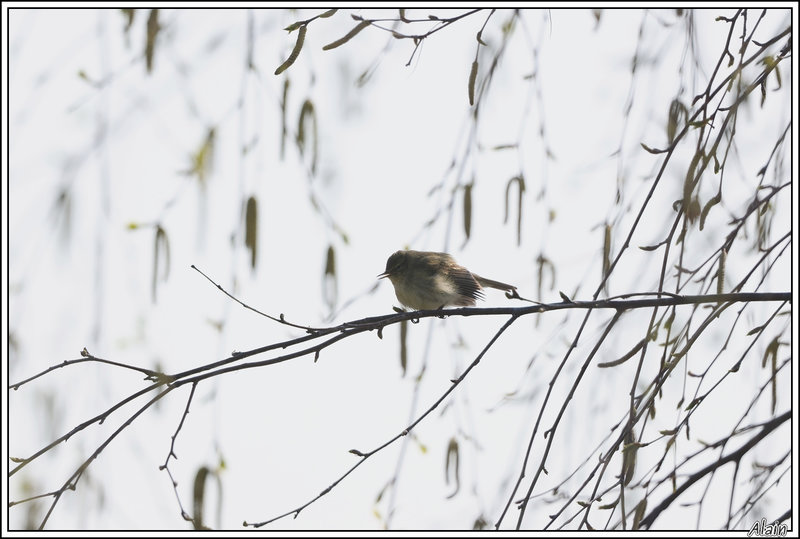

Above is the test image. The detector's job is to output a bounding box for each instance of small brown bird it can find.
[378,250,516,310]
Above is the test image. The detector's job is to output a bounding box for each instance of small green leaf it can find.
[297,99,318,174]
[192,466,210,530]
[145,9,160,74]
[667,99,688,144]
[463,182,473,241]
[121,8,136,34]
[445,437,460,499]
[468,60,478,106]
[245,196,258,269]
[640,142,667,154]
[322,20,370,51]
[622,441,639,486]
[502,175,525,245]
[597,338,646,368]
[275,24,307,75]
[638,243,662,251]
[632,498,648,530]
[684,397,702,411]
[699,192,721,230]
[325,245,335,276]
[152,225,170,303]
[284,21,304,32]
[747,324,765,336]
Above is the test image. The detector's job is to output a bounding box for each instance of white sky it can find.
[3,5,797,533]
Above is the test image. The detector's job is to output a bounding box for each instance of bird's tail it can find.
[473,274,516,292]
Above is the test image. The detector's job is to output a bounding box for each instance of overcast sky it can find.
[5,6,796,531]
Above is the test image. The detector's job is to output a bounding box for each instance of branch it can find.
[638,410,790,529]
[191,264,327,333]
[8,349,165,390]
[514,311,624,529]
[161,382,200,525]
[34,386,174,529]
[8,291,789,527]
[245,314,520,528]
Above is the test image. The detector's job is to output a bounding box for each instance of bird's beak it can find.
[377,271,390,279]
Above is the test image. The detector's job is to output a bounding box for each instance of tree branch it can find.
[638,410,790,529]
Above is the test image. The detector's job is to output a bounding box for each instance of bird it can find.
[378,249,516,310]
